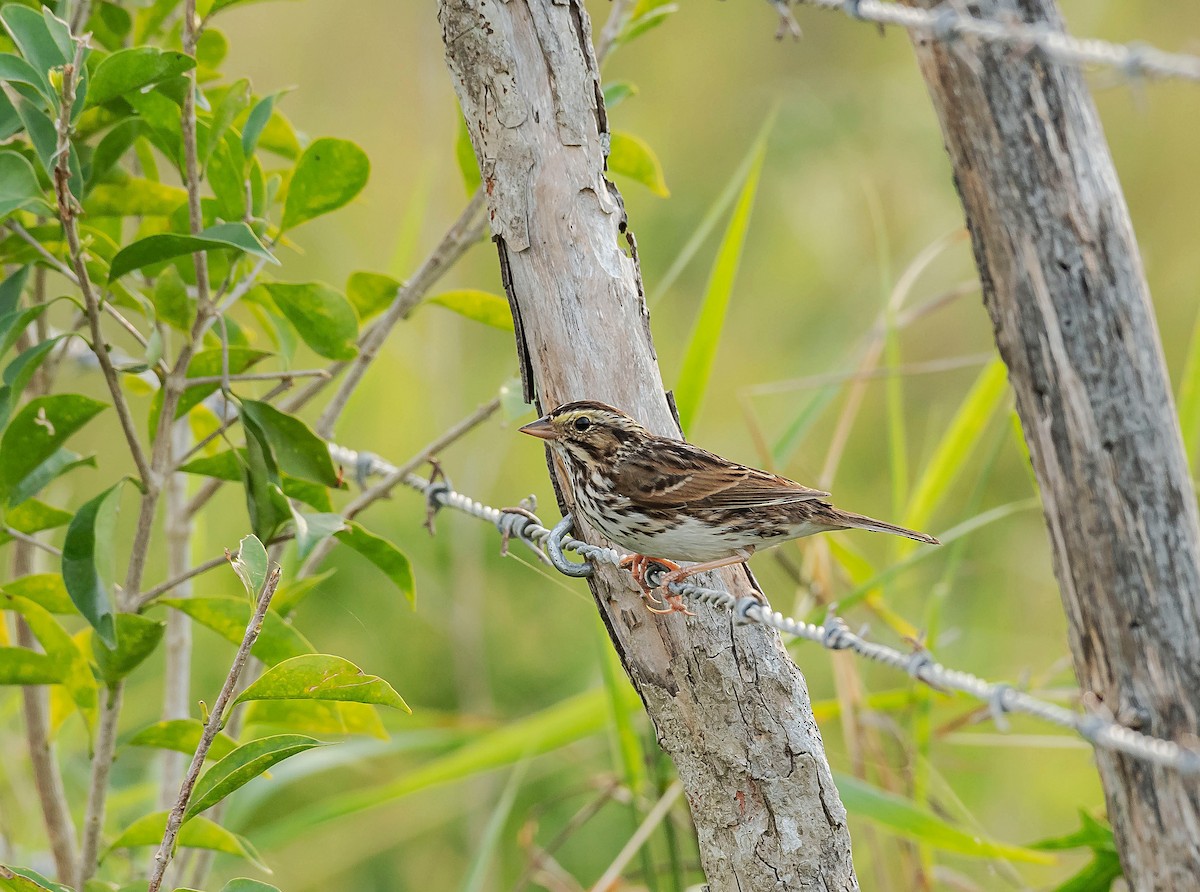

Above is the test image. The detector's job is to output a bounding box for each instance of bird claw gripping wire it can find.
[423,460,452,535]
[496,497,551,565]
[546,514,595,578]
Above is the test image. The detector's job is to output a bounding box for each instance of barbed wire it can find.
[783,0,1200,83]
[326,442,1200,776]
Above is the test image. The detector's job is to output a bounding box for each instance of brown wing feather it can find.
[611,439,829,509]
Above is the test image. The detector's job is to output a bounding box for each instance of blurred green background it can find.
[12,0,1200,889]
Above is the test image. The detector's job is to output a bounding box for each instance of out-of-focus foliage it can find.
[1,0,1198,890]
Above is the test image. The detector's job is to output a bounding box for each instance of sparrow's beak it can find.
[519,417,560,440]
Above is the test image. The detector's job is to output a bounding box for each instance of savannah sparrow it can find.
[521,400,939,613]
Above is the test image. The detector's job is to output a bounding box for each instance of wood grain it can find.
[439,0,859,887]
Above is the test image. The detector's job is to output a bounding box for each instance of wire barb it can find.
[545,514,596,578]
[329,445,1200,777]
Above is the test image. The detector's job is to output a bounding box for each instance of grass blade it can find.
[835,773,1054,864]
[674,111,774,430]
[901,358,1009,551]
[459,759,530,892]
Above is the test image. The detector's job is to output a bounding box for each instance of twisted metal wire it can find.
[327,442,1200,776]
[791,0,1200,83]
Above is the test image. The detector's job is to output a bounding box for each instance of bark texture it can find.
[438,1,858,888]
[903,1,1200,885]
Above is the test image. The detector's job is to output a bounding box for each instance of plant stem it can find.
[13,540,78,882]
[159,419,194,810]
[180,0,209,309]
[310,189,487,438]
[76,682,124,890]
[2,527,62,557]
[300,397,500,576]
[134,553,230,611]
[182,369,330,386]
[52,44,153,487]
[146,566,283,892]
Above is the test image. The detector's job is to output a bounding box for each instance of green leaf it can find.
[0,5,68,95]
[7,448,95,507]
[0,150,46,220]
[234,653,408,711]
[123,718,238,762]
[281,137,369,231]
[0,336,69,429]
[185,733,324,819]
[86,118,143,187]
[345,271,398,322]
[0,498,73,544]
[159,596,312,666]
[239,400,339,487]
[196,27,228,69]
[607,130,669,197]
[105,811,268,871]
[89,613,165,683]
[0,265,29,316]
[62,481,125,648]
[0,52,53,103]
[270,569,333,618]
[675,111,772,429]
[0,865,73,892]
[240,90,284,158]
[289,508,344,560]
[240,411,290,543]
[615,0,678,48]
[256,282,358,360]
[0,394,107,501]
[902,358,1008,537]
[86,47,195,108]
[602,81,637,109]
[1048,853,1123,892]
[202,78,251,168]
[147,347,270,437]
[85,175,188,217]
[221,879,281,892]
[0,647,62,684]
[2,573,74,614]
[150,264,197,331]
[454,112,480,194]
[108,222,276,282]
[91,2,134,52]
[334,521,415,604]
[426,289,513,331]
[231,533,268,598]
[1,593,97,733]
[241,698,385,740]
[834,773,1053,863]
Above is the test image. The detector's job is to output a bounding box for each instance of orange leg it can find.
[652,548,758,614]
[619,554,685,612]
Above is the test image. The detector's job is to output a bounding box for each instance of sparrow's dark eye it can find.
[573,416,591,432]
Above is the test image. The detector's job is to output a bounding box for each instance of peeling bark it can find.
[902,0,1200,885]
[438,0,858,887]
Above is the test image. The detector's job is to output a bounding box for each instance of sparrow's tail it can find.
[834,510,940,545]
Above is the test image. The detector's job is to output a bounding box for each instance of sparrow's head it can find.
[519,400,648,464]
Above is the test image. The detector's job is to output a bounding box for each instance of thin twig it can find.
[302,396,501,575]
[2,527,62,557]
[792,0,1200,83]
[180,0,209,309]
[52,45,153,487]
[12,543,79,882]
[159,419,195,812]
[594,0,635,62]
[182,369,331,386]
[311,189,488,438]
[69,0,92,33]
[134,553,231,611]
[77,683,123,889]
[590,781,683,892]
[146,565,282,892]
